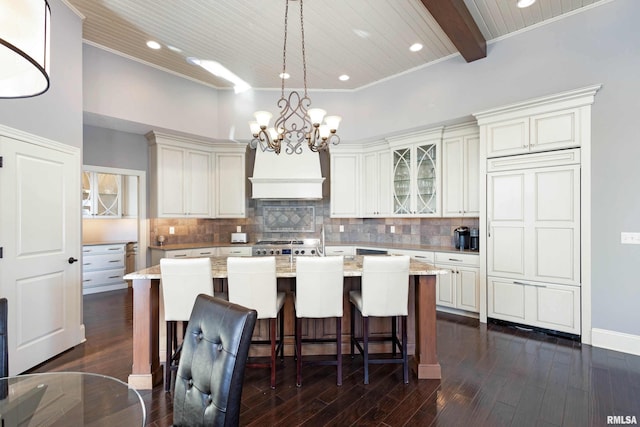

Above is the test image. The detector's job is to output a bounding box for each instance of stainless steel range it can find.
[252,239,320,256]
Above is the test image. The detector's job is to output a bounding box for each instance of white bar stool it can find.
[226,256,285,389]
[160,257,215,392]
[349,255,411,384]
[294,256,344,387]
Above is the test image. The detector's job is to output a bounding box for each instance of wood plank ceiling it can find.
[65,0,602,91]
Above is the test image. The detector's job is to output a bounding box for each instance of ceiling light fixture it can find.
[339,74,350,81]
[517,0,536,8]
[146,40,161,50]
[410,43,423,52]
[0,0,51,98]
[249,0,341,155]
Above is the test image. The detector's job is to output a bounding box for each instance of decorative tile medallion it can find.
[264,206,315,232]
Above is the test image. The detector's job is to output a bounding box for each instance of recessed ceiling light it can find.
[167,45,182,53]
[339,75,350,81]
[146,40,161,50]
[279,72,290,79]
[410,43,423,52]
[517,0,536,8]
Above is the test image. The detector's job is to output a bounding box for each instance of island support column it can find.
[414,274,442,379]
[128,278,163,389]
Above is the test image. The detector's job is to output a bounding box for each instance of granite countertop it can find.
[147,241,478,255]
[124,255,445,280]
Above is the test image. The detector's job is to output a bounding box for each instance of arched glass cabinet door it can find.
[415,144,437,214]
[392,148,411,214]
[82,171,94,217]
[95,173,122,216]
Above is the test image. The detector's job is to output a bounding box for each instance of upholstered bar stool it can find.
[294,256,344,387]
[349,255,411,384]
[160,257,215,392]
[226,256,285,389]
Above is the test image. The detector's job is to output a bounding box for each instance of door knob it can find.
[68,257,78,264]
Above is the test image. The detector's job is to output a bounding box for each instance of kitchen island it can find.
[124,255,444,389]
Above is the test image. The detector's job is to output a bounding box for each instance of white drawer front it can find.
[435,252,479,266]
[83,268,125,287]
[218,247,252,256]
[83,253,125,270]
[82,244,125,255]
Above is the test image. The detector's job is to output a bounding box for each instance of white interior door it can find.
[0,131,84,375]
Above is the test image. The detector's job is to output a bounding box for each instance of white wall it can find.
[80,0,640,338]
[0,0,83,147]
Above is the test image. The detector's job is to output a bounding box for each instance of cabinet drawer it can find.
[190,247,218,257]
[388,249,434,263]
[324,246,356,256]
[83,268,125,286]
[83,253,125,270]
[434,252,479,266]
[218,247,252,256]
[165,250,191,259]
[82,244,125,255]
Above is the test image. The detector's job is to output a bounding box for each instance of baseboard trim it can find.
[591,328,640,356]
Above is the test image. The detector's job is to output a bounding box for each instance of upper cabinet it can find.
[362,144,391,217]
[82,171,122,218]
[330,150,361,218]
[214,150,246,218]
[388,128,442,216]
[442,124,479,217]
[147,131,247,219]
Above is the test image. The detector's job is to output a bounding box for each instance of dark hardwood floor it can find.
[28,289,640,426]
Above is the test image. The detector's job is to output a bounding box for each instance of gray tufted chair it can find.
[172,294,257,427]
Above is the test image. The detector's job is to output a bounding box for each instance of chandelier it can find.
[248,0,341,155]
[0,0,51,98]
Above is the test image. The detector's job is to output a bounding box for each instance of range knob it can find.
[294,250,300,255]
[310,249,316,255]
[269,250,274,255]
[300,250,305,255]
[275,250,280,255]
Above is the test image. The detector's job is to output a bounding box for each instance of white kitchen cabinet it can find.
[434,252,479,314]
[190,247,218,257]
[387,128,442,216]
[121,174,138,218]
[82,244,126,294]
[487,150,581,286]
[387,249,434,263]
[442,125,479,217]
[218,246,252,257]
[487,277,580,335]
[148,133,213,218]
[362,146,392,217]
[214,150,246,218]
[330,151,361,218]
[324,246,356,256]
[82,171,122,218]
[485,107,583,158]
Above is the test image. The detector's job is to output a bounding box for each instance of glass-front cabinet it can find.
[82,171,122,217]
[389,128,442,216]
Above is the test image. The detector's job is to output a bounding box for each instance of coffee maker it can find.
[454,226,470,250]
[470,228,479,251]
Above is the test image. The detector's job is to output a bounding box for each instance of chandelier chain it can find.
[281,0,289,97]
[299,0,308,97]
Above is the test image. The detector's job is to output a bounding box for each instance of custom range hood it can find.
[249,148,325,199]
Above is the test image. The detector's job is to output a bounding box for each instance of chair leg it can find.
[350,303,355,358]
[402,316,408,384]
[363,316,369,385]
[279,308,285,360]
[165,321,173,392]
[336,317,342,386]
[296,317,302,387]
[269,317,276,389]
[391,316,397,357]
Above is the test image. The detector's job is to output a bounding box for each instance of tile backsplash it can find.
[150,199,479,248]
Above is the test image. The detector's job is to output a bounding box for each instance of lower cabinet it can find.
[82,244,126,295]
[487,276,580,335]
[218,246,252,257]
[435,252,479,315]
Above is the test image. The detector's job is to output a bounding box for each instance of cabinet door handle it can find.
[174,254,187,258]
[514,281,547,288]
[108,260,120,263]
[108,248,120,251]
[108,275,121,279]
[448,258,463,262]
[83,279,91,283]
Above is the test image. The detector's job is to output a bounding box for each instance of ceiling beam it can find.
[420,0,486,62]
